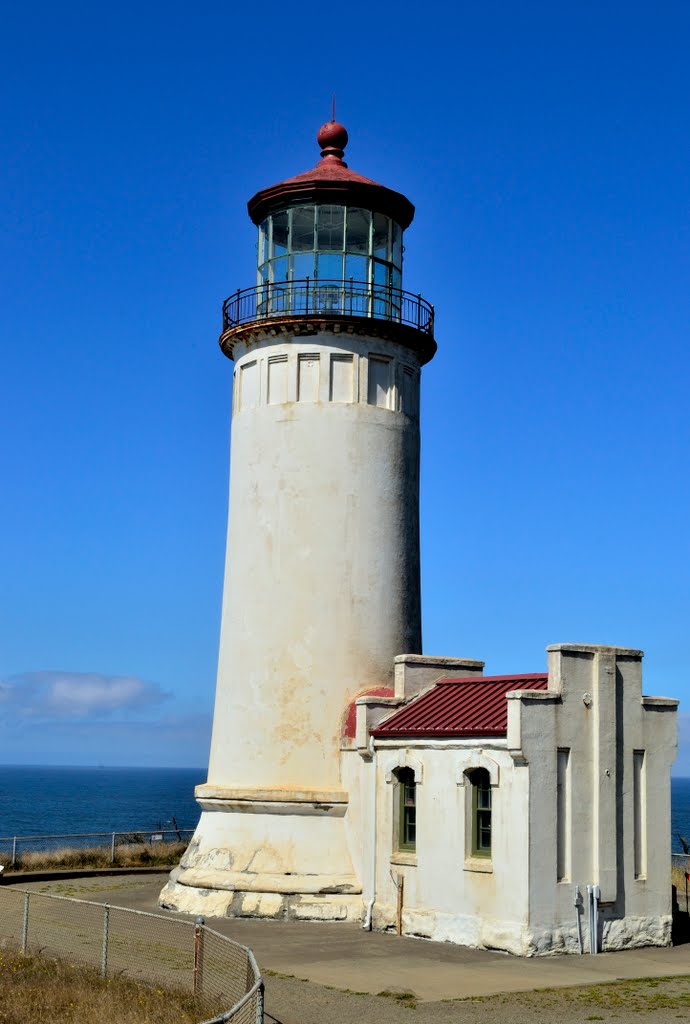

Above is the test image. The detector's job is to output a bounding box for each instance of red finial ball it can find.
[317,120,348,151]
[317,121,348,164]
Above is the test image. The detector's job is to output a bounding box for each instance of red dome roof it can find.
[247,121,415,229]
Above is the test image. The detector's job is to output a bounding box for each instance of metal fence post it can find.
[101,904,109,978]
[256,980,265,1024]
[110,833,116,864]
[12,836,17,868]
[21,892,29,954]
[193,915,205,995]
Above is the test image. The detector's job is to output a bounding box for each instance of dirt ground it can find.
[6,872,690,1024]
[262,973,690,1024]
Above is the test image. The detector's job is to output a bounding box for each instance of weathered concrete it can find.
[163,330,427,917]
[347,643,678,955]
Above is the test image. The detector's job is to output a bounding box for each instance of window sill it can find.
[390,851,417,867]
[464,857,493,874]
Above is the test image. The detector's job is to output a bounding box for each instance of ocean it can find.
[0,765,203,837]
[0,766,689,854]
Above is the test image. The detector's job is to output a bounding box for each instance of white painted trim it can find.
[384,751,424,784]
[456,752,500,787]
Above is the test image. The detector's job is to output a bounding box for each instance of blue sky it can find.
[2,2,689,771]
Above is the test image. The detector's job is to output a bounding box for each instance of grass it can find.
[452,975,690,1014]
[672,861,690,894]
[0,949,218,1024]
[378,989,418,1009]
[8,842,187,872]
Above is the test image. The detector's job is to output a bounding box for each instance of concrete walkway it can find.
[9,871,690,1002]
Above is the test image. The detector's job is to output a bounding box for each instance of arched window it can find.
[395,767,416,853]
[470,768,492,857]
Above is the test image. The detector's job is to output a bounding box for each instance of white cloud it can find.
[0,671,170,719]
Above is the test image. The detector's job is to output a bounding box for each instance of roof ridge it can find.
[435,673,547,686]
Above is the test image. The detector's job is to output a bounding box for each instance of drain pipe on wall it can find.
[363,734,377,931]
[586,884,601,954]
[592,884,600,954]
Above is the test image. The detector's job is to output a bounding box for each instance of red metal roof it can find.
[247,121,415,228]
[371,674,549,739]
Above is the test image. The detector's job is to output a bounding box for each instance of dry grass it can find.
[672,860,690,914]
[672,861,689,890]
[11,842,187,872]
[0,949,215,1024]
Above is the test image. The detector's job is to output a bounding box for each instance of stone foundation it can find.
[160,869,363,922]
[371,902,673,956]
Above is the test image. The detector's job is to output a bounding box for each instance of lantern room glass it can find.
[257,205,404,319]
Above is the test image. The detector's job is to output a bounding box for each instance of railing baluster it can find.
[220,280,434,339]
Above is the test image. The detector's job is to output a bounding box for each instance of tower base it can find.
[159,785,363,923]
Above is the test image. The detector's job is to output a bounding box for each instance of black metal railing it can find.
[221,279,434,337]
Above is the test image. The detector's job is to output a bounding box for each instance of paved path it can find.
[9,871,690,1003]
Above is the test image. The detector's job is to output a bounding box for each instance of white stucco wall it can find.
[209,330,422,790]
[349,643,678,955]
[354,741,532,952]
[162,326,427,918]
[512,644,678,953]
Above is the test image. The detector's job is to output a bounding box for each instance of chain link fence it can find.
[0,828,195,868]
[672,852,690,914]
[0,887,263,1024]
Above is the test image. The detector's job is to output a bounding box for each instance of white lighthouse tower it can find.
[161,120,435,920]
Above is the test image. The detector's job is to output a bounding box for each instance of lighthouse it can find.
[161,120,435,920]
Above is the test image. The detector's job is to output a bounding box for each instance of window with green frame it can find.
[395,767,416,852]
[470,768,492,857]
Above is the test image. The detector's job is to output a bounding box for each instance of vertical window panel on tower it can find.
[258,221,269,266]
[402,367,416,417]
[292,252,314,289]
[316,253,343,286]
[368,357,393,409]
[344,255,368,315]
[391,221,402,270]
[291,206,316,300]
[267,355,288,406]
[297,354,320,403]
[372,259,391,318]
[291,206,315,251]
[330,354,354,403]
[346,208,370,254]
[317,206,344,250]
[272,212,289,258]
[239,360,259,411]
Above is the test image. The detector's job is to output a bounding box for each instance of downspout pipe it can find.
[363,734,377,930]
[587,884,601,954]
[592,884,600,954]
